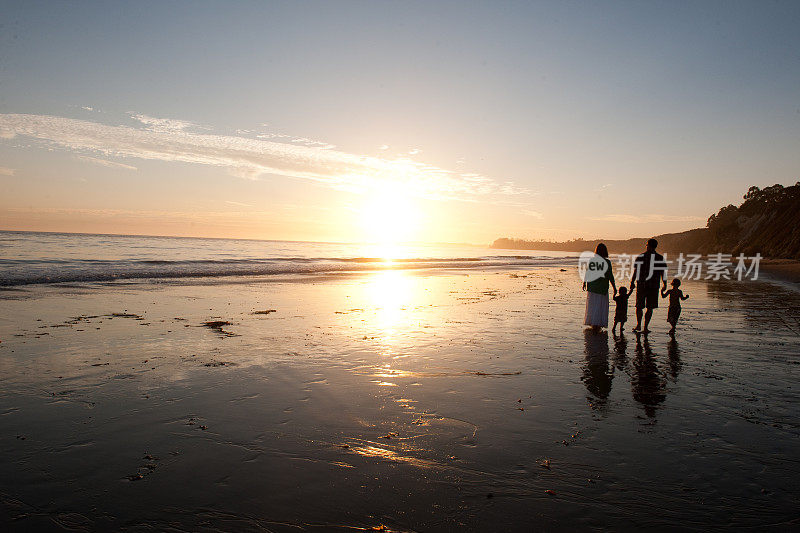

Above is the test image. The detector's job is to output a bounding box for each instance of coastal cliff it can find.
[493,183,800,259]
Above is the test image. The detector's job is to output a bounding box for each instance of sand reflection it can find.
[361,270,419,348]
[586,331,684,419]
[631,335,668,418]
[582,329,613,409]
[355,270,428,392]
[347,442,437,469]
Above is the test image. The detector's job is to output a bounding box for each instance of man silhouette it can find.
[630,238,667,334]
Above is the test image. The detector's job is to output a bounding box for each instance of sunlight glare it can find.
[360,184,421,247]
[360,270,419,357]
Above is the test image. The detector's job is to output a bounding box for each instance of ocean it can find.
[0,231,577,286]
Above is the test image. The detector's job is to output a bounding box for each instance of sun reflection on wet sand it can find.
[372,369,417,378]
[365,270,415,325]
[357,270,424,362]
[371,380,398,386]
[347,442,438,469]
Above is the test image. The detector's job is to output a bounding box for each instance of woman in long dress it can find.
[583,243,616,331]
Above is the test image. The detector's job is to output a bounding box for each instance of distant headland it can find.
[493,183,800,260]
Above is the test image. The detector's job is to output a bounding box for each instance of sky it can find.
[1,0,799,245]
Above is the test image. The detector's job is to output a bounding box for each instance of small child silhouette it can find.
[612,286,633,333]
[661,278,689,334]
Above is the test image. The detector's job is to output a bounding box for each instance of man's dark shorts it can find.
[636,286,659,309]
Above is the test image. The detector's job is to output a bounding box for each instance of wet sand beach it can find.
[761,259,800,284]
[1,267,799,531]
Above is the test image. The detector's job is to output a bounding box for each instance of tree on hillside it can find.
[706,204,738,233]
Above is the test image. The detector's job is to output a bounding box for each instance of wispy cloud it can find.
[128,113,203,133]
[522,209,543,219]
[225,200,253,207]
[589,214,705,224]
[76,155,138,171]
[288,136,335,149]
[0,113,528,201]
[0,166,15,176]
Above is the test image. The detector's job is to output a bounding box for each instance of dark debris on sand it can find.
[203,320,231,329]
[201,321,237,337]
[203,361,237,367]
[109,312,143,319]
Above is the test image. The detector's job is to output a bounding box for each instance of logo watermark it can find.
[577,252,761,281]
[578,252,610,282]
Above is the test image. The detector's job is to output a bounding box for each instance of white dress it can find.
[584,291,609,327]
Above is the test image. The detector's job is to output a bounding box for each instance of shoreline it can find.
[759,259,800,284]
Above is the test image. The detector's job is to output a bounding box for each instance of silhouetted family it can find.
[584,238,688,335]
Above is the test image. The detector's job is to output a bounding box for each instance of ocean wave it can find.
[0,255,576,287]
[0,231,579,287]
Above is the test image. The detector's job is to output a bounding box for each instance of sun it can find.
[360,185,422,247]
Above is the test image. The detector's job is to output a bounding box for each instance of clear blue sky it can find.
[1,0,799,243]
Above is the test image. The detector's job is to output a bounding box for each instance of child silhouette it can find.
[661,278,689,334]
[612,286,633,333]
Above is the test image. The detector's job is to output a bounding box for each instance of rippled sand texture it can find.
[1,269,798,531]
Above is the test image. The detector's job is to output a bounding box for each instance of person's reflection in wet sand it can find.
[666,337,682,381]
[630,333,667,419]
[582,329,612,410]
[611,331,631,373]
